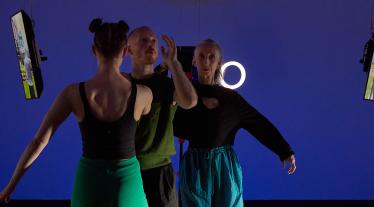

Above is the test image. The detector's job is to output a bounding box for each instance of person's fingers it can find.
[288,157,296,174]
[282,155,296,175]
[169,36,176,49]
[0,194,10,204]
[161,46,166,57]
[288,167,293,174]
[163,34,172,44]
[162,35,173,49]
[161,34,178,62]
[288,163,296,175]
[167,36,177,60]
[165,35,175,52]
[162,35,173,55]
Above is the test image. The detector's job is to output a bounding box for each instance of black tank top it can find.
[78,81,137,160]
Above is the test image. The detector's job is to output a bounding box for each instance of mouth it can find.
[146,48,156,54]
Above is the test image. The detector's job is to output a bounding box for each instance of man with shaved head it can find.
[127,26,197,207]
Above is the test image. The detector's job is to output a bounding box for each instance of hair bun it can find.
[118,20,129,33]
[89,18,103,33]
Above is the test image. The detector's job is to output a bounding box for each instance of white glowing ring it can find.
[220,61,246,89]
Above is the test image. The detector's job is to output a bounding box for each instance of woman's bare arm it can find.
[0,85,74,203]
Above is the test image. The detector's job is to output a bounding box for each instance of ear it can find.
[192,57,197,67]
[127,45,134,56]
[92,45,97,57]
[122,47,128,58]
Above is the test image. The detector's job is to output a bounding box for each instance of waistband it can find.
[80,155,138,168]
[184,145,239,163]
[188,145,233,153]
[186,145,235,159]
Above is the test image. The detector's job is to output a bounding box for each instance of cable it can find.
[198,0,201,40]
[370,0,374,35]
[30,0,35,28]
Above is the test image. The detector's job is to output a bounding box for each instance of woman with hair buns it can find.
[174,39,296,207]
[0,19,152,207]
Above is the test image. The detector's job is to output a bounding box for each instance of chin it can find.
[141,57,156,65]
[199,74,211,80]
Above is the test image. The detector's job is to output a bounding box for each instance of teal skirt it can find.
[71,156,148,207]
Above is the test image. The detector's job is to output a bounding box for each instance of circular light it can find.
[220,61,246,89]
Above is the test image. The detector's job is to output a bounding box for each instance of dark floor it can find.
[1,200,374,207]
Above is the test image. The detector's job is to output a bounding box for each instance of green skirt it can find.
[71,156,148,207]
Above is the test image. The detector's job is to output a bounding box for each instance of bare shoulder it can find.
[120,72,131,80]
[61,83,79,98]
[136,84,152,94]
[55,83,82,108]
[136,84,153,103]
[64,83,79,92]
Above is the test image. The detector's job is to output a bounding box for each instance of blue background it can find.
[0,0,373,200]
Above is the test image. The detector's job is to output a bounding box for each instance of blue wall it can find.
[0,0,373,200]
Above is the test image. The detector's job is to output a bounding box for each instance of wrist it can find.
[165,60,181,70]
[4,184,15,194]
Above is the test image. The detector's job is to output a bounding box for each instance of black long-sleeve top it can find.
[173,82,294,161]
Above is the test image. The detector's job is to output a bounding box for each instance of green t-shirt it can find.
[132,73,177,170]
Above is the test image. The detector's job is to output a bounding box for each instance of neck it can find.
[131,62,155,79]
[198,75,215,85]
[96,58,122,77]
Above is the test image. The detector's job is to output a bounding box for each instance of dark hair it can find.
[195,38,223,84]
[89,18,129,58]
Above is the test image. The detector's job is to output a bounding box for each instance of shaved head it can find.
[127,26,158,65]
[128,26,155,46]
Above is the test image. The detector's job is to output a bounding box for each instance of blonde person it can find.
[174,39,296,207]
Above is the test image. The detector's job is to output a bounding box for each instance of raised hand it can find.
[160,34,177,67]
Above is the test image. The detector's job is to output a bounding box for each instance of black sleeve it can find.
[235,93,294,161]
[173,107,191,140]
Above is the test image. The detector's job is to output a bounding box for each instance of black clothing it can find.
[174,82,294,161]
[140,163,178,207]
[78,81,137,160]
[131,73,174,106]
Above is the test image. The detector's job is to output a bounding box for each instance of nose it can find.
[147,39,156,48]
[203,57,210,66]
[147,41,153,47]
